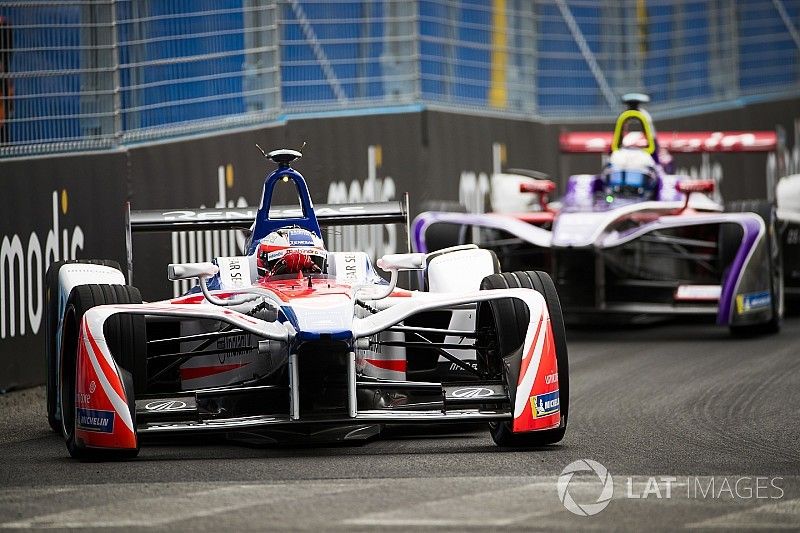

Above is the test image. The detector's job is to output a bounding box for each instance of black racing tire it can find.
[419,200,468,253]
[479,271,569,447]
[60,284,144,460]
[724,200,783,336]
[45,260,122,433]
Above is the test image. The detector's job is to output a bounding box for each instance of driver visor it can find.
[607,170,649,188]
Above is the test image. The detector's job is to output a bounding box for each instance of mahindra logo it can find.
[451,387,494,399]
[144,400,188,412]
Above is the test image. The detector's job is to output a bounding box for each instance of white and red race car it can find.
[45,149,569,459]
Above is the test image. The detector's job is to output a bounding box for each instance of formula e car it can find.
[414,95,784,335]
[45,149,569,459]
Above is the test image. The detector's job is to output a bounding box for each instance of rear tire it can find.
[724,201,783,336]
[479,271,569,447]
[45,260,122,433]
[59,284,144,459]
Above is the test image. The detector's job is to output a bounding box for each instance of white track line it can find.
[344,481,558,527]
[1,483,365,529]
[686,498,800,529]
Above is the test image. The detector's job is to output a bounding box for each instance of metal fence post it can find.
[111,0,121,143]
[411,0,421,102]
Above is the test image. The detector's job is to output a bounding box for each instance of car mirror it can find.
[519,180,557,194]
[168,262,220,281]
[676,179,715,194]
[376,253,426,272]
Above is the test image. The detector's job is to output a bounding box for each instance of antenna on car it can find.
[255,143,269,159]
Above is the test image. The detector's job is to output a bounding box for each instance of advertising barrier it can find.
[1,96,798,389]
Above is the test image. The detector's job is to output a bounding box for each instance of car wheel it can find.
[725,200,783,336]
[60,284,144,459]
[45,260,122,433]
[479,270,569,447]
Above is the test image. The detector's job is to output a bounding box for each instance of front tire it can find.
[45,260,122,433]
[59,284,144,459]
[479,271,569,447]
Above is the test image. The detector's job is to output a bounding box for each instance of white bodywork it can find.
[777,173,800,224]
[426,247,497,292]
[77,247,549,424]
[56,264,125,368]
[160,247,508,388]
[491,173,544,213]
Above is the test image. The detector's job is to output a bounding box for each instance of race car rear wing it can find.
[125,195,410,283]
[559,131,778,153]
[128,199,409,232]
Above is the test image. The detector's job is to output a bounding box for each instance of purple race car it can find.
[414,95,784,335]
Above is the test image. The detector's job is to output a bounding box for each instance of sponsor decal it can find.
[451,386,494,399]
[326,145,397,260]
[1,190,84,339]
[287,230,314,246]
[531,390,560,418]
[216,334,253,363]
[88,380,96,393]
[675,284,722,301]
[787,227,800,246]
[735,291,772,314]
[76,391,91,406]
[171,164,249,297]
[337,253,363,283]
[545,372,558,385]
[76,408,115,433]
[449,361,478,372]
[267,248,320,262]
[217,256,249,289]
[144,400,188,412]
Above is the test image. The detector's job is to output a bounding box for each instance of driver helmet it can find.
[256,227,327,278]
[602,148,658,199]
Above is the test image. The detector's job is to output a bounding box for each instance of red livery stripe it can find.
[84,323,127,401]
[517,317,543,387]
[365,358,407,371]
[180,362,249,381]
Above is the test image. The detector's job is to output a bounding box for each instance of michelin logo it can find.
[76,408,115,433]
[736,291,771,314]
[531,390,560,418]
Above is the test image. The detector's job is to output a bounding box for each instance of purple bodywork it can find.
[412,187,770,327]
